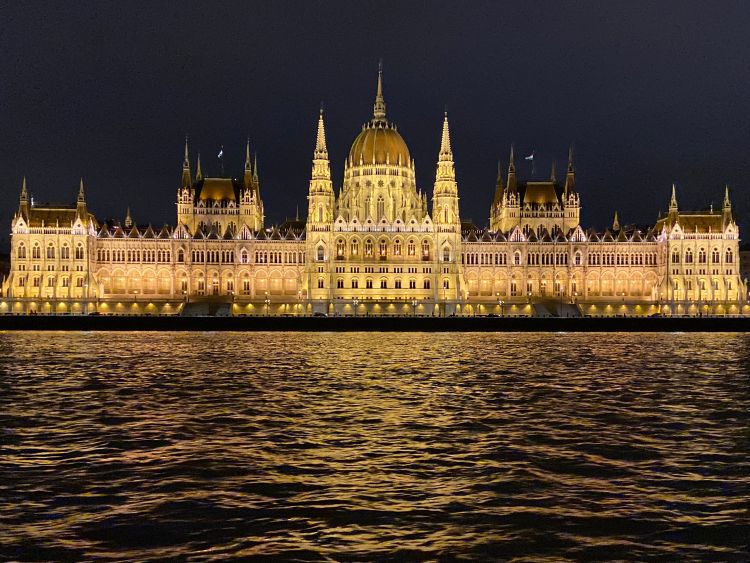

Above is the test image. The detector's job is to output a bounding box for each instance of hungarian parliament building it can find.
[2,68,746,316]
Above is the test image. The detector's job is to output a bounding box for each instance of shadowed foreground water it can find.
[1,332,748,561]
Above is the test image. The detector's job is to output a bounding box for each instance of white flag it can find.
[217,149,224,159]
[525,152,534,161]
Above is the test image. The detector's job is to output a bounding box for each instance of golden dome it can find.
[198,178,236,201]
[348,123,410,166]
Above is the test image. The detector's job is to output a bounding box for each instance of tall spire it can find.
[124,207,133,229]
[315,107,329,159]
[438,112,452,161]
[372,60,387,123]
[76,177,87,219]
[181,137,192,188]
[723,184,733,227]
[20,176,28,202]
[251,153,260,196]
[310,109,332,184]
[564,144,576,195]
[77,177,86,203]
[243,139,252,189]
[669,183,678,212]
[195,153,203,181]
[492,160,504,206]
[550,161,557,183]
[506,145,517,194]
[18,176,29,219]
[612,210,620,231]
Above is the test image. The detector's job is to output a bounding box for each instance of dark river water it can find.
[1,332,748,561]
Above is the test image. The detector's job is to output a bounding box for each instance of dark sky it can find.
[2,1,750,249]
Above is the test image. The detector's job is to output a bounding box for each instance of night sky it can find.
[2,1,750,250]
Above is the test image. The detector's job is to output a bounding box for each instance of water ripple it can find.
[1,331,748,560]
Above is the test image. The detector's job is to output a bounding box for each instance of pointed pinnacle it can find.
[184,136,190,166]
[315,107,328,156]
[245,137,252,169]
[373,60,386,122]
[439,112,452,159]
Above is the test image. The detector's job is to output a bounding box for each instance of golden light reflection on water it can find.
[0,332,748,560]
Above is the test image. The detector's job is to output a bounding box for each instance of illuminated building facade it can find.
[2,67,746,316]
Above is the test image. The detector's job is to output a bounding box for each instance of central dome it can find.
[347,62,411,167]
[348,122,410,166]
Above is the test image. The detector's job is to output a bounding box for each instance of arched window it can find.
[379,239,387,257]
[380,278,387,289]
[240,249,249,264]
[317,246,324,261]
[178,249,185,262]
[365,239,373,256]
[394,240,402,256]
[575,251,582,266]
[318,205,323,223]
[443,247,450,262]
[514,251,521,265]
[336,239,345,258]
[75,244,84,260]
[685,249,693,263]
[672,251,680,263]
[377,196,385,220]
[17,243,26,259]
[422,240,430,258]
[351,240,359,255]
[46,244,55,259]
[423,279,431,289]
[698,248,706,263]
[711,248,720,263]
[336,278,344,289]
[352,278,359,289]
[61,245,70,260]
[407,240,416,256]
[726,249,733,263]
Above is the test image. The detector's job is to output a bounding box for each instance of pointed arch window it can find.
[443,247,450,262]
[698,248,707,264]
[317,246,325,261]
[711,248,720,263]
[17,243,26,259]
[351,239,359,255]
[685,249,693,263]
[377,196,385,220]
[365,239,373,257]
[726,249,733,263]
[336,239,345,258]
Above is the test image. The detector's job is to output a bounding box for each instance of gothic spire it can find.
[181,137,192,188]
[564,145,576,195]
[438,112,453,161]
[315,107,329,159]
[372,60,387,123]
[724,184,731,210]
[550,160,557,183]
[492,160,504,205]
[252,153,260,196]
[612,210,620,231]
[506,145,517,194]
[195,153,203,181]
[76,177,87,219]
[77,177,86,203]
[669,183,678,211]
[20,176,28,202]
[124,207,133,229]
[245,137,252,171]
